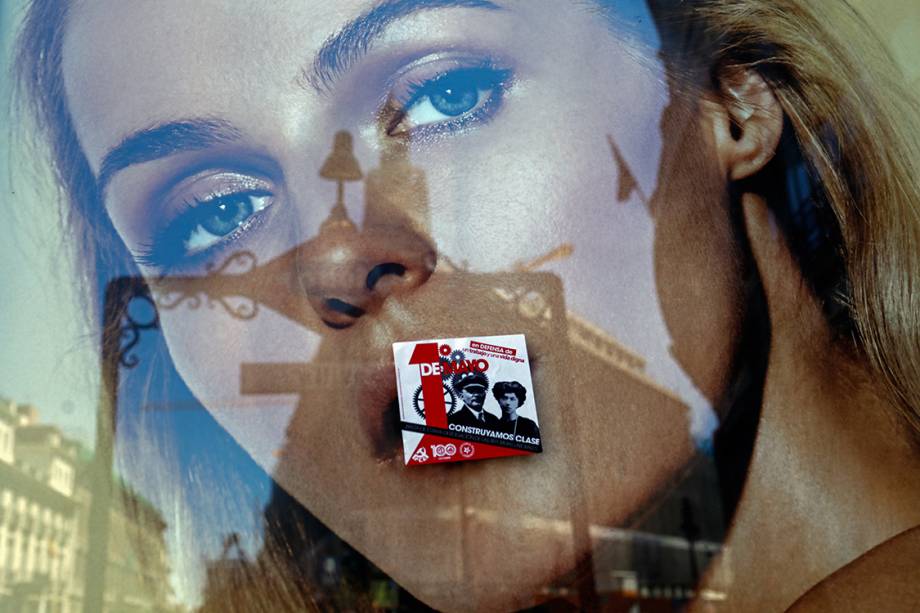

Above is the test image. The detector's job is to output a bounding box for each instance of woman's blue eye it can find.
[428,73,480,116]
[199,196,254,237]
[135,190,275,271]
[185,192,273,254]
[392,67,511,135]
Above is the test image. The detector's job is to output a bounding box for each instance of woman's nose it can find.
[297,131,436,329]
[297,220,436,329]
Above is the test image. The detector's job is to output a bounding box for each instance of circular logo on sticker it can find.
[432,444,457,459]
[460,442,475,458]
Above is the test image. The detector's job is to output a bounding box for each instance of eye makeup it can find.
[132,172,277,274]
[383,57,513,138]
[128,53,515,273]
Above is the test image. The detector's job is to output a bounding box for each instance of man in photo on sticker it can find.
[450,372,500,429]
[494,381,540,441]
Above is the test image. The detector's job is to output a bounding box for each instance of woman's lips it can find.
[356,362,404,462]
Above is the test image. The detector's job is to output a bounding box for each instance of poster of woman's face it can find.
[5,1,920,611]
[57,4,723,606]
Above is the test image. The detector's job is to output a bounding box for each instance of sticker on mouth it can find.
[392,334,542,466]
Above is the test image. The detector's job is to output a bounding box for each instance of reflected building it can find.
[218,293,728,609]
[0,399,78,612]
[186,131,728,609]
[0,398,180,612]
[480,300,727,605]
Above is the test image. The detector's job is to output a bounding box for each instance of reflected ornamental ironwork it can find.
[154,251,261,322]
[117,290,160,370]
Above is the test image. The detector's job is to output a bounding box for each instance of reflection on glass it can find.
[0,398,175,612]
[6,1,920,612]
[75,127,728,611]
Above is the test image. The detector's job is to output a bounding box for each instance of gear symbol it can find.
[439,349,467,381]
[412,383,458,420]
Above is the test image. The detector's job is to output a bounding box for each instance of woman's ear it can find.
[704,68,784,180]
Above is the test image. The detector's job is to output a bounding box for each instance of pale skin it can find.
[498,392,520,418]
[460,386,487,411]
[59,0,920,610]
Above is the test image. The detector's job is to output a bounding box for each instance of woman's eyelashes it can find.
[132,64,512,272]
[135,189,275,273]
[387,65,512,137]
[184,191,273,253]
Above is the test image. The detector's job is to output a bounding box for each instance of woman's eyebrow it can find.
[95,2,504,195]
[97,118,242,196]
[307,0,503,93]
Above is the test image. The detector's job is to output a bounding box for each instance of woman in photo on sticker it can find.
[493,381,540,441]
[12,0,920,611]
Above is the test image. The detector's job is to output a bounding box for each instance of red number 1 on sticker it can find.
[408,342,448,428]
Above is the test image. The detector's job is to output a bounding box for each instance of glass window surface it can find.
[3,1,920,611]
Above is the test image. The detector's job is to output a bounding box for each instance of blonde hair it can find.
[647,0,920,443]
